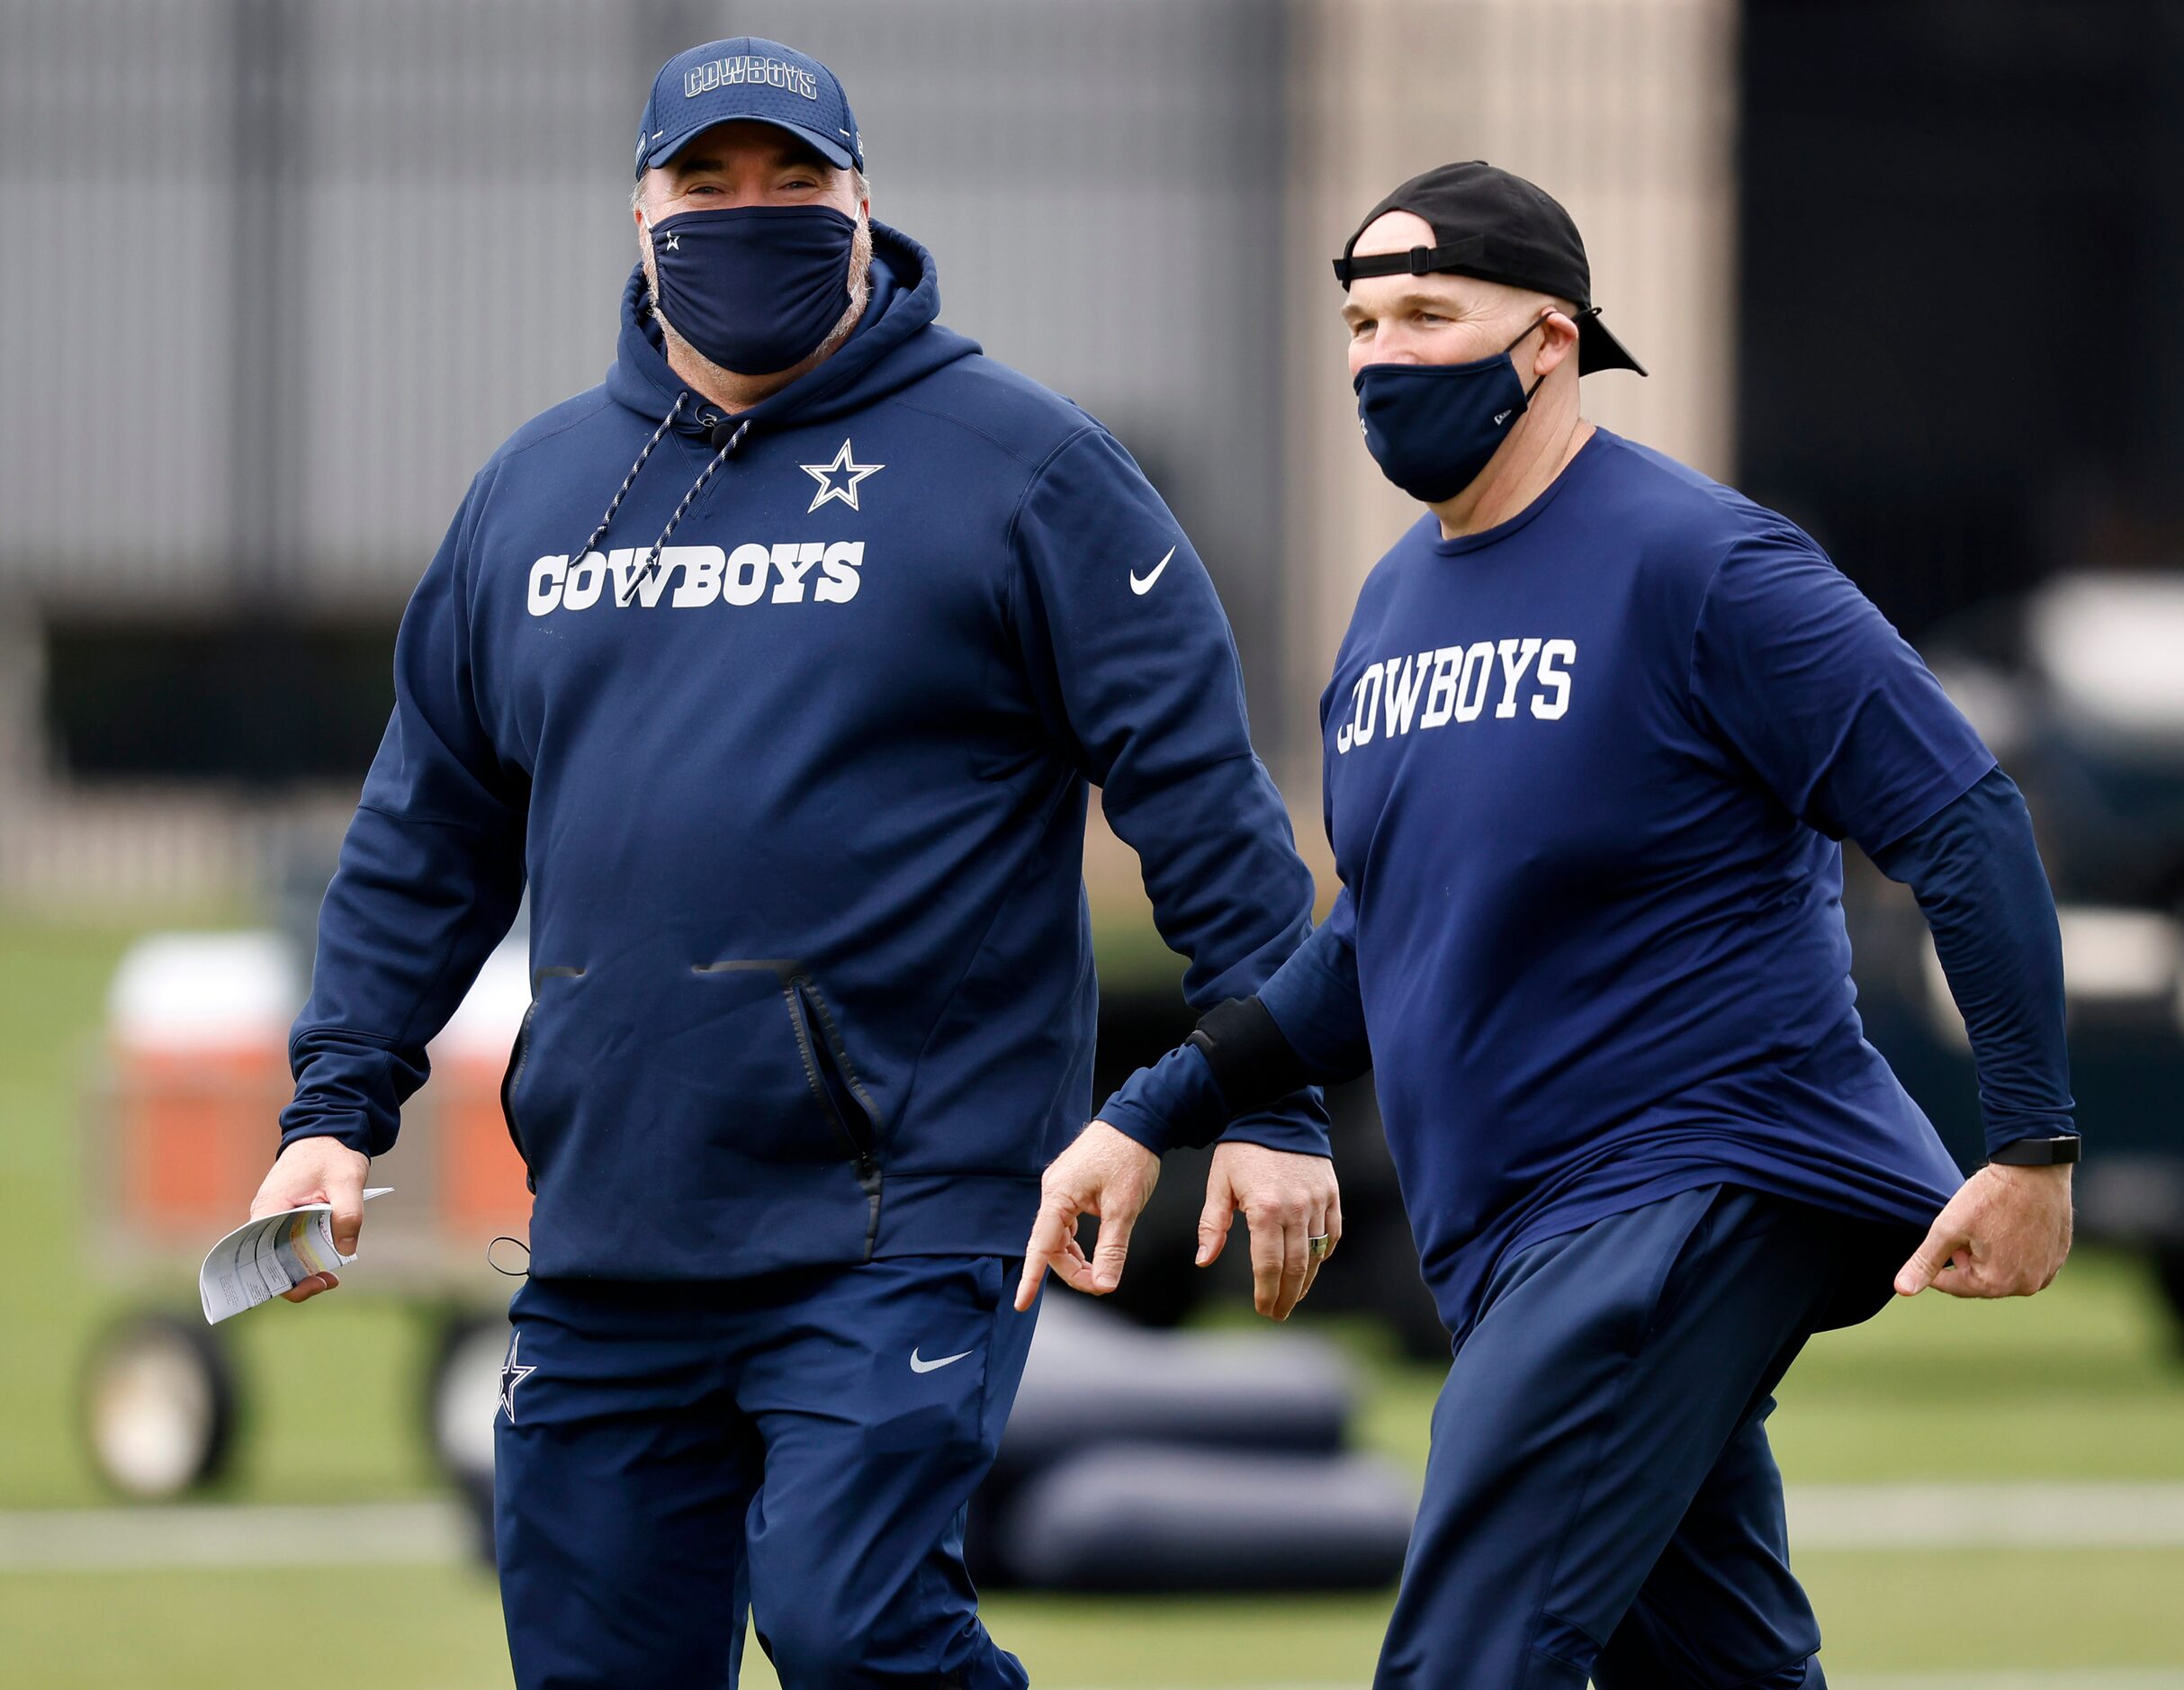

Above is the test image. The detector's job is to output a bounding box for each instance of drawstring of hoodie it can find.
[619,416,750,604]
[566,391,759,608]
[571,391,684,569]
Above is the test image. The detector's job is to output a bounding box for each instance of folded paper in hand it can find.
[199,1189,391,1325]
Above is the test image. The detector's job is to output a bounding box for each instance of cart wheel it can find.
[425,1309,509,1560]
[80,1310,238,1499]
[2153,1245,2184,1340]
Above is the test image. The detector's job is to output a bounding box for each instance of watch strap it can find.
[1988,1134,2081,1167]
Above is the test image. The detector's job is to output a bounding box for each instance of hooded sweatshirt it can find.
[279,223,1325,1279]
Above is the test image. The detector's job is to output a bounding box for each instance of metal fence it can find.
[0,0,1290,683]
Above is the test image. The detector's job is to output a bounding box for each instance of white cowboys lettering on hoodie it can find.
[527,542,867,615]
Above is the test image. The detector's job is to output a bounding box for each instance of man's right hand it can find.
[248,1137,371,1303]
[1015,1122,1160,1311]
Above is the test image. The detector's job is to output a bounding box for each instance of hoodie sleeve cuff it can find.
[1096,1044,1334,1159]
[276,1114,384,1160]
[1096,1042,1230,1155]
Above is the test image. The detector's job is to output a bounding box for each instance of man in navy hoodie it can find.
[247,37,1336,1688]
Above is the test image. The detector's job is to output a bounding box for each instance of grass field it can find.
[4,909,2184,1685]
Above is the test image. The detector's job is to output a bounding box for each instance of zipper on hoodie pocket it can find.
[784,975,880,1172]
[499,966,584,1193]
[787,973,885,1260]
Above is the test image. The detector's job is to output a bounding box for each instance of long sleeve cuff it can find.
[1100,1043,1226,1155]
[1098,1042,1330,1157]
[1218,1091,1333,1158]
[277,1116,382,1158]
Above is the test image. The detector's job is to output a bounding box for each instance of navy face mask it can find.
[647,203,858,376]
[1353,316,1550,504]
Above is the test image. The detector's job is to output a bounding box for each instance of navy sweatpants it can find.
[1377,1184,1917,1688]
[494,1254,1038,1689]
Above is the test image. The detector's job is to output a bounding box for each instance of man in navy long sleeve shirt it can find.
[1023,163,2074,1688]
[246,38,1335,1688]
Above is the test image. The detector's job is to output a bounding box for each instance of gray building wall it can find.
[0,0,1733,908]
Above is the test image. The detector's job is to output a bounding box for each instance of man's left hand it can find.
[1015,1122,1160,1312]
[1894,1162,2073,1299]
[1198,1141,1342,1321]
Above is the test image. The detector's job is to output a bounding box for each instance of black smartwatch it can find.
[1988,1135,2081,1167]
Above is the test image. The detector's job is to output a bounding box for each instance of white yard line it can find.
[0,1498,471,1572]
[4,1481,2184,1575]
[1065,1681,2184,1690]
[1788,1481,2184,1549]
[1838,1677,2184,1689]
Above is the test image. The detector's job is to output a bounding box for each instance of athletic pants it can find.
[1376,1183,1916,1688]
[494,1254,1037,1689]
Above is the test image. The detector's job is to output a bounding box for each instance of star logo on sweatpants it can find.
[499,1331,536,1424]
[800,439,885,513]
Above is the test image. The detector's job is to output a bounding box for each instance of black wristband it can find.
[1186,996,1314,1116]
[1987,1135,2081,1167]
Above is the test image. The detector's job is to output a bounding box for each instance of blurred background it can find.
[4,0,2184,1684]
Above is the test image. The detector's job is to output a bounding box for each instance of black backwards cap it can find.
[1334,161,1646,377]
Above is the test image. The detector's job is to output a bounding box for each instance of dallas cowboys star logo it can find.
[499,1331,536,1424]
[800,438,885,514]
[661,231,680,253]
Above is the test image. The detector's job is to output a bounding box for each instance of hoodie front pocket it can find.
[500,966,586,1192]
[501,958,882,1175]
[688,960,878,1166]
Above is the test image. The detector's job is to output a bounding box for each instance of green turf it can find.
[1771,1248,2184,1482]
[1799,1550,2184,1670]
[0,1566,514,1690]
[5,1557,2184,1688]
[6,906,2184,1685]
[1333,1251,2184,1484]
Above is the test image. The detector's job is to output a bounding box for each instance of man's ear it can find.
[1535,310,1581,378]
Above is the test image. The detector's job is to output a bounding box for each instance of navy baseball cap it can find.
[634,37,863,180]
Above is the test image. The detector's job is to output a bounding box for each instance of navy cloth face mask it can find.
[1353,317,1549,504]
[648,203,857,376]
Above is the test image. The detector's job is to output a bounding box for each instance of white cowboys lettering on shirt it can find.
[1335,637,1577,754]
[528,541,867,615]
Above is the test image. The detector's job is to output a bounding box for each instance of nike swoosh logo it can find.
[1129,546,1176,596]
[910,1347,974,1374]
